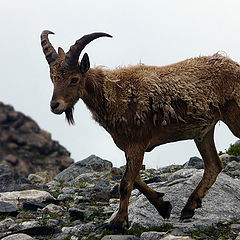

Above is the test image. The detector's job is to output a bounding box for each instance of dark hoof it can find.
[196,198,202,209]
[180,208,195,220]
[156,201,172,219]
[109,215,129,232]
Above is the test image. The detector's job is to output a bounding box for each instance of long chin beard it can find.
[65,107,75,125]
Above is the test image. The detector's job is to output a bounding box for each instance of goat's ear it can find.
[58,47,66,60]
[79,53,90,74]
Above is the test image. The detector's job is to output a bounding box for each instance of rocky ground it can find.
[1,153,240,240]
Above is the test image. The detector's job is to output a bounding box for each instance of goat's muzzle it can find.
[50,99,66,114]
[50,100,75,125]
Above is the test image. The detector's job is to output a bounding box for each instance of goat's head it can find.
[40,30,112,124]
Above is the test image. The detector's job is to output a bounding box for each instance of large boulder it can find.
[0,102,73,178]
[54,155,113,181]
[128,169,240,233]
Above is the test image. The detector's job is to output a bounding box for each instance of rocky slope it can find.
[0,102,73,178]
[1,153,240,240]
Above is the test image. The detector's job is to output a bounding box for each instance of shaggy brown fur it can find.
[41,31,240,229]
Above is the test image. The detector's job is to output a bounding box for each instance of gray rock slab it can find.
[19,221,40,230]
[1,233,34,240]
[0,190,54,207]
[101,235,140,240]
[140,231,166,240]
[140,232,193,240]
[0,202,18,214]
[128,169,240,232]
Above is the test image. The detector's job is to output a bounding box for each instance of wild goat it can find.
[41,30,240,229]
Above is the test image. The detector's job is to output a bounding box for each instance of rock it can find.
[62,222,95,236]
[46,180,59,191]
[42,204,63,213]
[22,201,46,211]
[0,218,15,231]
[52,233,72,240]
[140,232,193,240]
[233,140,240,146]
[231,223,240,233]
[74,171,104,183]
[219,153,231,163]
[57,193,74,202]
[92,190,110,202]
[111,167,123,180]
[74,195,91,203]
[159,235,193,240]
[20,221,40,230]
[228,156,240,162]
[0,164,15,192]
[16,177,31,185]
[225,161,240,171]
[0,190,54,207]
[19,226,61,237]
[69,208,86,221]
[160,165,182,173]
[169,228,187,236]
[144,175,164,184]
[236,233,240,240]
[0,102,74,178]
[62,187,76,194]
[1,233,34,240]
[55,155,113,181]
[183,156,203,169]
[28,174,46,185]
[101,235,140,240]
[110,184,119,198]
[128,169,240,232]
[0,202,18,216]
[140,231,166,239]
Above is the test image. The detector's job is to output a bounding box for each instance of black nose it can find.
[51,102,59,111]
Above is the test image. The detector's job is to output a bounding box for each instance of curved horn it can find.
[40,30,60,66]
[62,32,112,70]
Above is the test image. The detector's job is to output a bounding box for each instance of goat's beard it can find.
[65,107,75,125]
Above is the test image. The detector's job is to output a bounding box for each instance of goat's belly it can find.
[146,121,216,152]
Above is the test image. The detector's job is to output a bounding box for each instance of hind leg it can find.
[134,174,172,219]
[222,100,240,138]
[181,127,223,219]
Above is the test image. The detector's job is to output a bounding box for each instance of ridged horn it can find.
[40,30,60,66]
[62,32,112,70]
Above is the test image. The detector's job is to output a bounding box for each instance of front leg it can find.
[110,144,145,229]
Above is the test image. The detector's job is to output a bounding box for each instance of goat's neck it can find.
[80,68,106,117]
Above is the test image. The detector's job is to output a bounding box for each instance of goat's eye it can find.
[70,78,79,84]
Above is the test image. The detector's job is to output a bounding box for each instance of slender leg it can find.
[180,127,223,219]
[134,174,172,219]
[110,144,145,229]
